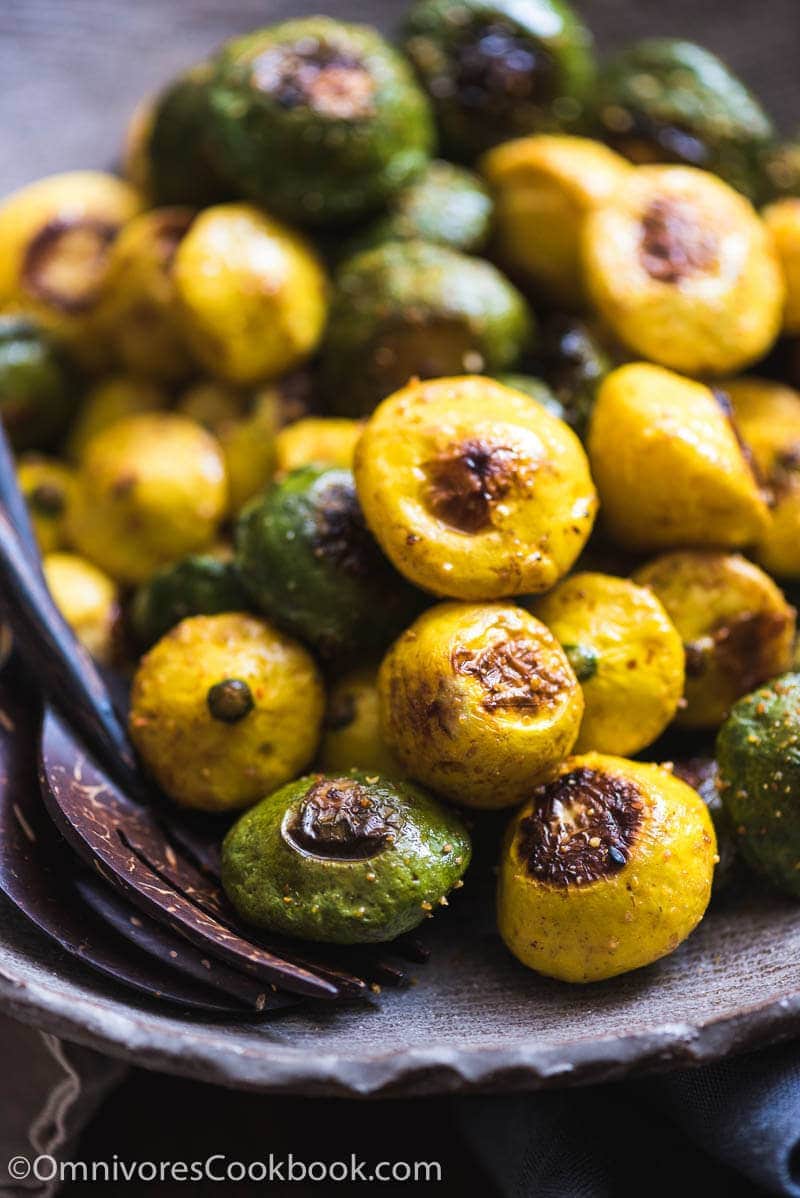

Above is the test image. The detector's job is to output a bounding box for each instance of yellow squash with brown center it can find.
[378,601,583,809]
[0,172,142,370]
[497,753,716,983]
[588,363,769,552]
[583,165,784,375]
[633,550,795,728]
[355,376,597,600]
[531,572,685,755]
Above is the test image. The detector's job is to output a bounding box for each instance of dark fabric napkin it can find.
[0,1015,125,1198]
[459,1040,800,1197]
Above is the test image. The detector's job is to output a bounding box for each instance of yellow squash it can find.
[318,664,404,778]
[67,375,167,462]
[43,552,119,665]
[97,207,196,381]
[726,377,800,578]
[355,376,597,600]
[532,572,684,755]
[763,197,800,335]
[497,753,716,983]
[67,412,227,584]
[173,203,328,385]
[584,165,784,375]
[178,381,280,514]
[482,135,632,308]
[275,418,364,477]
[588,363,769,552]
[379,601,583,809]
[17,455,75,554]
[129,612,324,811]
[0,171,142,370]
[633,550,795,728]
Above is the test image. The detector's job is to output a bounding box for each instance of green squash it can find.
[717,672,800,897]
[322,239,533,415]
[235,465,425,660]
[593,39,775,202]
[222,771,471,943]
[403,0,595,160]
[340,159,494,259]
[129,555,249,648]
[145,64,233,207]
[0,316,78,451]
[534,316,612,439]
[206,17,434,227]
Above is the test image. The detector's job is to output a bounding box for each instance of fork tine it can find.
[156,810,224,879]
[0,420,383,1003]
[72,874,299,1013]
[116,807,370,997]
[0,423,142,797]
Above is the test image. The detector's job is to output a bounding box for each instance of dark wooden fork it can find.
[0,425,371,1003]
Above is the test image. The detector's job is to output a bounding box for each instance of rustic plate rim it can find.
[1,928,800,1096]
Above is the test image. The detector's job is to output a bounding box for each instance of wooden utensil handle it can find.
[0,426,40,566]
[0,509,143,789]
[0,424,143,797]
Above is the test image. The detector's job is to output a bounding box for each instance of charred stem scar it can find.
[312,479,378,577]
[518,767,644,886]
[639,197,718,284]
[283,777,402,860]
[683,608,794,691]
[452,21,558,112]
[425,439,517,533]
[206,678,255,723]
[22,217,119,313]
[452,637,570,712]
[251,39,376,119]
